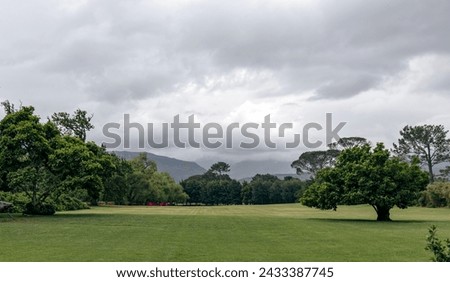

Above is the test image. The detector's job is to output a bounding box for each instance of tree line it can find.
[181,162,307,206]
[0,102,306,215]
[2,101,450,220]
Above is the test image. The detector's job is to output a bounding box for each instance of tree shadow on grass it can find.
[0,213,113,222]
[306,218,429,224]
[54,213,111,218]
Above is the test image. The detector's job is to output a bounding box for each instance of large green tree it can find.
[49,136,107,205]
[125,153,159,204]
[301,143,429,221]
[150,171,188,203]
[0,105,58,212]
[122,153,187,205]
[393,125,450,183]
[0,102,115,213]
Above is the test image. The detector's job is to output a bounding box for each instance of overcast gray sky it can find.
[1,0,450,165]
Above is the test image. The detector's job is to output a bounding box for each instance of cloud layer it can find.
[1,0,449,164]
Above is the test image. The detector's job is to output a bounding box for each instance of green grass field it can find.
[1,204,449,262]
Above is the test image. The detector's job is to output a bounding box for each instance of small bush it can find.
[425,225,450,262]
[23,202,56,216]
[419,182,450,208]
[0,191,28,213]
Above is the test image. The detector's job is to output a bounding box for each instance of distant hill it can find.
[112,151,206,182]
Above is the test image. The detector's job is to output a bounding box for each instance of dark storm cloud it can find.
[172,0,450,99]
[2,0,449,106]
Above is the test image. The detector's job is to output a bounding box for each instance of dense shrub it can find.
[0,191,28,213]
[23,202,56,216]
[419,182,450,208]
[0,191,89,214]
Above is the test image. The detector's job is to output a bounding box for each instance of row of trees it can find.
[292,125,450,221]
[2,100,449,220]
[0,101,308,214]
[0,102,186,215]
[181,162,307,205]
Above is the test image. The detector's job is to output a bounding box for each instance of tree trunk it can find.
[427,159,434,183]
[373,205,392,221]
[426,145,434,183]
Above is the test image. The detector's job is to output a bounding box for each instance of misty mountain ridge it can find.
[111,151,304,182]
[112,151,207,182]
[111,151,449,183]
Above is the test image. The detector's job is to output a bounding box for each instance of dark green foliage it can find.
[180,175,204,204]
[0,102,126,213]
[24,202,56,216]
[102,153,188,205]
[419,182,450,208]
[425,225,450,262]
[181,162,242,205]
[0,192,78,217]
[181,174,242,205]
[51,193,89,211]
[182,169,306,206]
[150,171,188,203]
[247,174,278,204]
[125,171,150,204]
[0,192,28,213]
[301,143,429,221]
[103,175,129,204]
[49,136,107,205]
[102,159,132,205]
[201,179,241,205]
[247,174,307,205]
[241,181,252,205]
[281,177,309,202]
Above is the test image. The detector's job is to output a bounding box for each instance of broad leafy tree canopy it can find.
[302,143,429,221]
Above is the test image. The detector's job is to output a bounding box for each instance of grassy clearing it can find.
[1,204,449,261]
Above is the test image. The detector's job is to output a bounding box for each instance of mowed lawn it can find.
[1,204,449,262]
